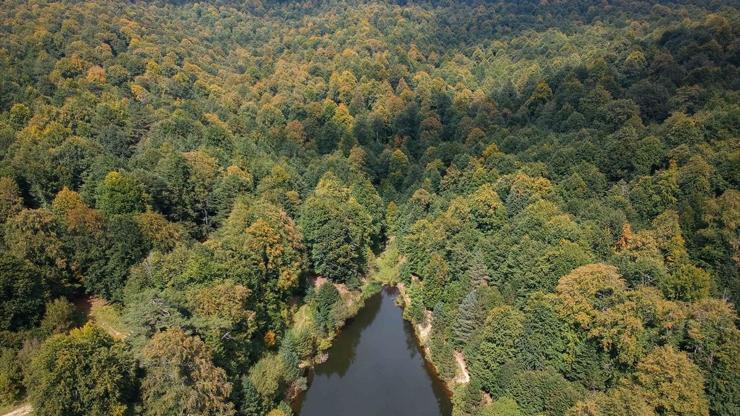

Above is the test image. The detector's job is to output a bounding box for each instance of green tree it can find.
[467,306,524,394]
[95,171,147,216]
[4,208,70,291]
[140,328,235,416]
[629,165,678,223]
[422,253,450,309]
[300,173,372,283]
[0,177,23,225]
[27,324,135,416]
[39,297,80,335]
[519,292,573,371]
[508,368,583,416]
[452,290,478,348]
[314,282,341,334]
[85,214,150,300]
[480,396,524,416]
[469,183,507,232]
[660,262,712,302]
[0,254,46,330]
[248,353,287,402]
[628,346,709,416]
[683,299,739,416]
[0,348,23,406]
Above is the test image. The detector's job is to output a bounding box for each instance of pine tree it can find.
[453,290,478,348]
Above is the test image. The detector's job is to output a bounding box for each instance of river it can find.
[295,286,452,416]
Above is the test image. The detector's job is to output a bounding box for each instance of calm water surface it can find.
[296,287,452,416]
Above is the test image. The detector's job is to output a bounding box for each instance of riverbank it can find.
[396,281,470,391]
[287,239,466,414]
[285,276,383,407]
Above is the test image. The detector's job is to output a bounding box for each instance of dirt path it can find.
[2,404,31,416]
[453,350,470,384]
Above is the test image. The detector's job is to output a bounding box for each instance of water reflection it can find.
[315,290,382,378]
[296,287,452,416]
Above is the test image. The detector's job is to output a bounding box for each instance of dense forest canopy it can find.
[0,0,738,415]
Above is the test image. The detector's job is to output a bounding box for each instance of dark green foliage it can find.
[452,290,478,348]
[3,208,71,292]
[507,368,583,416]
[683,300,740,416]
[84,214,149,300]
[467,306,524,394]
[0,254,46,331]
[422,254,450,309]
[0,348,24,405]
[314,282,340,334]
[564,338,613,391]
[466,251,490,288]
[518,293,573,372]
[239,377,270,416]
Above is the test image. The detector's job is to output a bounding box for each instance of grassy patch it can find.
[368,238,404,285]
[89,299,130,340]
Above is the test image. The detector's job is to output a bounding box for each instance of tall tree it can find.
[27,324,135,416]
[140,328,235,416]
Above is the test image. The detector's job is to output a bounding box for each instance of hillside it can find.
[0,1,738,415]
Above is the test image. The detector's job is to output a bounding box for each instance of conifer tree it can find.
[453,290,478,348]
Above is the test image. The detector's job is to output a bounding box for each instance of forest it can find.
[0,0,738,415]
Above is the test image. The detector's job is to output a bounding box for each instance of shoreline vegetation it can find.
[289,238,465,410]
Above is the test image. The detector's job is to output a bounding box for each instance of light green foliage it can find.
[660,262,712,301]
[479,396,523,416]
[248,354,287,402]
[508,368,584,416]
[40,297,79,335]
[627,346,708,416]
[469,184,507,232]
[505,174,553,216]
[369,238,403,284]
[95,171,147,216]
[189,280,256,374]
